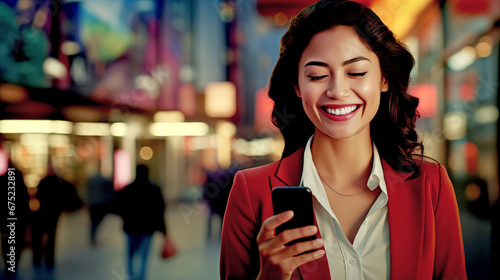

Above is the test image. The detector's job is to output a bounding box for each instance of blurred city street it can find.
[1,201,221,280]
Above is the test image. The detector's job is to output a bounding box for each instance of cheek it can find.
[298,89,320,120]
[298,85,317,107]
[352,78,382,104]
[302,96,314,111]
[302,81,325,96]
[302,92,321,112]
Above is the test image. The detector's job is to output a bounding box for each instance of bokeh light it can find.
[140,146,153,160]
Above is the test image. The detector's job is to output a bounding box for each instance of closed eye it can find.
[308,75,328,81]
[348,72,367,77]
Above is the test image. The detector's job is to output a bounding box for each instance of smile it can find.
[320,105,361,121]
[323,105,359,116]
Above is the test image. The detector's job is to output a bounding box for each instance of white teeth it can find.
[325,105,357,115]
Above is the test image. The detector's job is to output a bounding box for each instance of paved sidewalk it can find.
[1,201,221,280]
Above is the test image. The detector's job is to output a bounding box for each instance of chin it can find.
[319,128,356,140]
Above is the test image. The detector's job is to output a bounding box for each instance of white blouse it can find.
[299,136,390,280]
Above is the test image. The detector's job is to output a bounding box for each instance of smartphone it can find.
[272,186,316,246]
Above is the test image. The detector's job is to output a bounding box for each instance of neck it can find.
[311,129,373,186]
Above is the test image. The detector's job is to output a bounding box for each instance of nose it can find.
[326,75,349,98]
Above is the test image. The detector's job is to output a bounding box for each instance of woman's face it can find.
[296,25,388,140]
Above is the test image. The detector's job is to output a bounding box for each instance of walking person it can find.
[87,170,114,245]
[0,160,29,280]
[31,163,82,275]
[113,164,166,280]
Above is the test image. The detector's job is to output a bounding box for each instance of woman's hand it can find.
[256,211,326,280]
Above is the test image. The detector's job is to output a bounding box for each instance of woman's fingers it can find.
[290,248,326,269]
[257,217,324,280]
[277,225,317,245]
[279,238,324,258]
[265,240,326,276]
[257,211,294,243]
[259,225,321,260]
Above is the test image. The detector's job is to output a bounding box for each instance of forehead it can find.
[300,25,377,63]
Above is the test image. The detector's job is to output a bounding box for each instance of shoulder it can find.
[419,158,443,174]
[236,161,280,179]
[150,183,163,194]
[233,161,284,190]
[38,175,59,189]
[399,157,449,188]
[416,158,451,184]
[385,157,450,193]
[416,158,454,210]
[117,184,134,195]
[231,161,281,200]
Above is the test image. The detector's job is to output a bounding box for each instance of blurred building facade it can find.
[0,0,499,278]
[0,0,286,203]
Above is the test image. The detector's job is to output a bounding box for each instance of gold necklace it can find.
[316,168,367,197]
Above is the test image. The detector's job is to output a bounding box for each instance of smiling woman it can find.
[296,26,388,141]
[220,1,467,280]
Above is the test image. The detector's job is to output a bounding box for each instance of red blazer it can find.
[220,148,467,280]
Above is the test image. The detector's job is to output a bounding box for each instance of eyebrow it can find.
[304,56,371,68]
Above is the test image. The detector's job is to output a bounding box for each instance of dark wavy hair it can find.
[268,0,423,175]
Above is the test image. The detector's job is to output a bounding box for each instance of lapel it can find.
[269,148,331,279]
[383,159,425,280]
[269,147,305,188]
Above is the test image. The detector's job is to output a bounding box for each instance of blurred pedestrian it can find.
[203,162,241,238]
[491,199,500,279]
[113,164,167,280]
[0,160,29,280]
[87,170,114,245]
[30,163,82,272]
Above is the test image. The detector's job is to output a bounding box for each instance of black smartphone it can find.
[272,186,316,246]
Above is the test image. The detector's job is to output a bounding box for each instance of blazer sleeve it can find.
[433,165,467,279]
[220,171,261,280]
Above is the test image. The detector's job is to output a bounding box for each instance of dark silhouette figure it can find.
[30,165,82,271]
[464,176,491,220]
[87,171,114,245]
[491,200,500,280]
[0,161,29,280]
[113,165,166,280]
[203,163,240,237]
